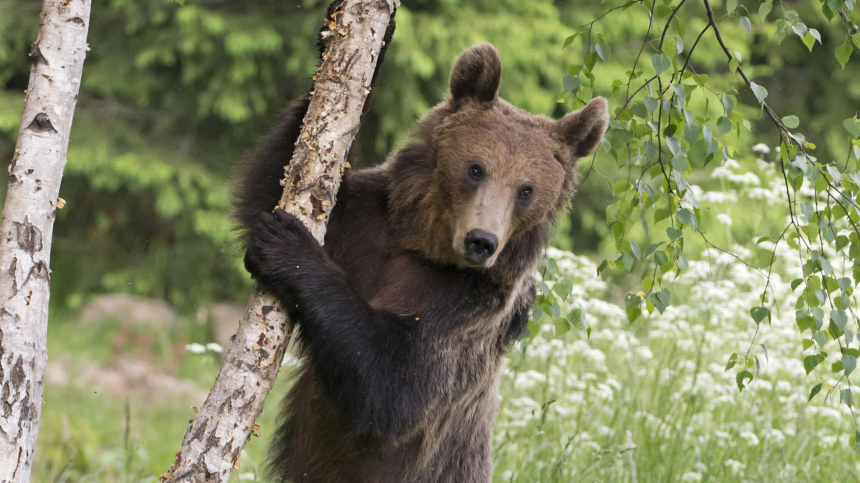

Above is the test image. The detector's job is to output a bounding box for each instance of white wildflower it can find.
[185,343,206,354]
[205,342,224,353]
[752,143,771,155]
[763,428,785,444]
[723,459,746,476]
[716,213,733,226]
[514,370,548,391]
[681,472,702,482]
[739,431,760,446]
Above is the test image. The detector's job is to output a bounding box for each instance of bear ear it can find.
[449,43,502,104]
[554,97,610,158]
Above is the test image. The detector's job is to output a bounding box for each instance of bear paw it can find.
[244,210,322,283]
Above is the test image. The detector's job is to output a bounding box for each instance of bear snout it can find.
[464,229,498,265]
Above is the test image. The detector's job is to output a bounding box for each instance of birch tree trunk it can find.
[0,0,92,480]
[160,1,398,481]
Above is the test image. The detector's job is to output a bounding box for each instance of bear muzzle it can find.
[463,229,498,265]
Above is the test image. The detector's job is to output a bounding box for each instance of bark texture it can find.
[0,0,92,480]
[160,1,399,481]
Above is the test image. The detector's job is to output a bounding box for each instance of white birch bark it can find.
[160,1,399,481]
[0,0,92,480]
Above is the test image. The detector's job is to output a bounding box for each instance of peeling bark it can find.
[0,0,92,481]
[159,1,399,481]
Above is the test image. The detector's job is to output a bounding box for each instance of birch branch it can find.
[159,1,398,481]
[0,0,92,481]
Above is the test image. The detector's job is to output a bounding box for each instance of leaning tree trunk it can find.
[0,0,92,480]
[160,1,398,481]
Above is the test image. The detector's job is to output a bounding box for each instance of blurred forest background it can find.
[1,0,860,481]
[1,0,857,311]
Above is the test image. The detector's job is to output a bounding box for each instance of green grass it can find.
[35,316,292,482]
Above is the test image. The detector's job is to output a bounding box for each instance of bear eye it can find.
[468,164,483,180]
[518,186,533,200]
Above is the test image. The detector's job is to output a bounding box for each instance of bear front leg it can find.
[244,210,446,439]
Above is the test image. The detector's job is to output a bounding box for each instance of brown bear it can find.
[237,37,608,483]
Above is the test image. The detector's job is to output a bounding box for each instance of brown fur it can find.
[239,42,608,482]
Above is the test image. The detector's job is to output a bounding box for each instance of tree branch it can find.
[840,9,859,35]
[159,1,399,481]
[703,0,788,138]
[0,0,92,481]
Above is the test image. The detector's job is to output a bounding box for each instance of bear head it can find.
[387,43,609,272]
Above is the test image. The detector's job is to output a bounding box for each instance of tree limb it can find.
[159,1,399,481]
[0,0,92,481]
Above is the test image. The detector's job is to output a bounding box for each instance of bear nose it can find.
[464,229,498,264]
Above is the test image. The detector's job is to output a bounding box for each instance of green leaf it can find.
[625,294,642,323]
[643,242,665,259]
[675,16,687,37]
[717,116,733,137]
[836,44,853,70]
[651,288,671,313]
[759,1,772,21]
[644,96,659,113]
[667,227,683,241]
[664,37,678,59]
[676,208,697,229]
[671,155,688,171]
[739,16,751,34]
[725,352,739,371]
[804,355,822,375]
[802,32,815,52]
[666,137,682,156]
[831,309,848,330]
[809,29,822,45]
[750,82,768,104]
[544,258,558,276]
[845,118,860,138]
[567,306,588,332]
[584,52,597,71]
[652,54,671,76]
[671,83,686,102]
[728,56,740,73]
[526,319,540,341]
[781,115,800,129]
[722,95,734,114]
[554,317,571,336]
[595,43,611,63]
[843,388,854,407]
[625,293,643,309]
[631,102,649,119]
[563,75,581,92]
[727,0,737,14]
[736,370,753,391]
[750,306,770,324]
[844,355,857,376]
[563,33,579,49]
[809,382,823,401]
